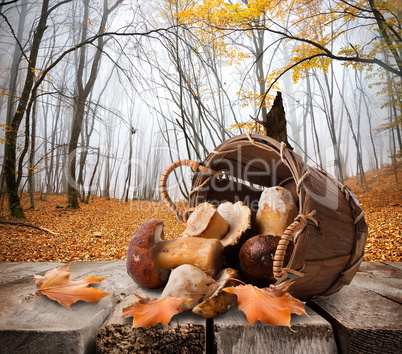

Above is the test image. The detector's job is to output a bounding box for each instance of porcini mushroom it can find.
[239,234,294,287]
[126,219,170,289]
[127,220,224,288]
[192,268,239,318]
[217,201,252,247]
[152,236,223,276]
[160,264,215,312]
[183,202,229,239]
[255,186,298,236]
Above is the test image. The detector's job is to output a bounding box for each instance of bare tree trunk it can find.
[253,27,267,120]
[77,123,87,202]
[103,123,120,200]
[313,67,345,183]
[77,104,95,202]
[359,73,380,170]
[67,0,122,208]
[302,98,308,162]
[28,99,37,209]
[5,0,28,127]
[335,78,366,189]
[121,132,134,203]
[3,0,50,218]
[306,72,323,169]
[85,147,100,203]
[385,68,402,152]
[388,106,400,184]
[0,0,28,208]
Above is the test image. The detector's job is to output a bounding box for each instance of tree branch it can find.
[0,11,29,62]
[0,0,20,6]
[0,219,59,235]
[261,25,402,77]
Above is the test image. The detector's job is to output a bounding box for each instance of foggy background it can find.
[0,0,397,205]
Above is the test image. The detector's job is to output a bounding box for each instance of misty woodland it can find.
[0,0,400,219]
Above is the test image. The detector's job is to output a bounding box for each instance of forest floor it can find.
[0,167,401,263]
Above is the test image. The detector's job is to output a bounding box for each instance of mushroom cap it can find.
[192,268,239,318]
[184,202,229,239]
[239,234,294,287]
[126,219,170,289]
[217,201,252,247]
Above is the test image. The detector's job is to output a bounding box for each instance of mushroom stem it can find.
[152,237,224,276]
[256,186,298,236]
[161,264,215,312]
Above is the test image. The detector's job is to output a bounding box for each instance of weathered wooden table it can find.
[0,261,400,353]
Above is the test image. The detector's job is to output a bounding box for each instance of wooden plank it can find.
[96,293,207,353]
[212,305,337,353]
[1,261,400,353]
[0,261,137,353]
[382,261,402,272]
[0,261,65,285]
[352,261,402,302]
[310,262,402,354]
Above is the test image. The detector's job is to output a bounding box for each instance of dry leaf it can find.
[121,294,192,328]
[223,283,307,328]
[34,264,109,310]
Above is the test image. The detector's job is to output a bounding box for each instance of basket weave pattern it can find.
[160,134,368,299]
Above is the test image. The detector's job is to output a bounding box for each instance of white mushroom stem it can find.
[256,186,298,236]
[161,264,215,312]
[152,237,224,276]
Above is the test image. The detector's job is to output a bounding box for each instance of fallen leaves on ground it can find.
[34,264,109,309]
[0,197,186,262]
[223,283,307,328]
[0,167,400,263]
[344,168,401,262]
[121,294,191,328]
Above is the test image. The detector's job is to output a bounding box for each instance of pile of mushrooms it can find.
[126,186,298,318]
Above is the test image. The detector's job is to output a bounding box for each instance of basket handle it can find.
[160,159,219,222]
[273,212,318,281]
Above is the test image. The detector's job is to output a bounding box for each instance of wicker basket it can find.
[160,134,368,299]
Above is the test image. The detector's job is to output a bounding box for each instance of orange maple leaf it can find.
[34,264,109,310]
[223,283,307,328]
[121,294,192,329]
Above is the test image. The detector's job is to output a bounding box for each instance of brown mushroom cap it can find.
[184,202,229,239]
[217,201,252,247]
[126,219,170,289]
[192,268,240,318]
[239,234,294,287]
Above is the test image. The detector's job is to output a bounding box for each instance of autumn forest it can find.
[0,0,400,263]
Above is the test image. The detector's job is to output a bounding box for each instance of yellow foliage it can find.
[177,0,400,138]
[237,88,276,108]
[228,121,267,135]
[178,0,401,84]
[0,124,12,131]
